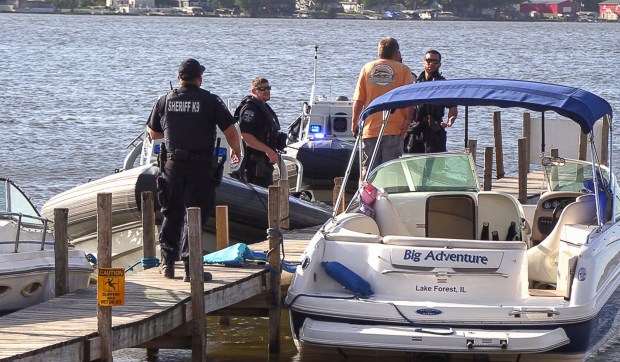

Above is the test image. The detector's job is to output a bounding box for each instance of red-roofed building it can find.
[520,0,577,16]
[599,0,620,20]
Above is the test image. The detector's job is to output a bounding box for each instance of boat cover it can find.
[360,79,613,133]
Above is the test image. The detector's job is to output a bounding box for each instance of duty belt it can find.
[168,149,211,161]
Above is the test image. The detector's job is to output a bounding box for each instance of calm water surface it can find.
[1,13,620,361]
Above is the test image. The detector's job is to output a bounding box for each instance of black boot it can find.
[183,261,190,282]
[159,256,175,279]
[183,260,213,282]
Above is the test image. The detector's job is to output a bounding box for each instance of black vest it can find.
[162,87,215,152]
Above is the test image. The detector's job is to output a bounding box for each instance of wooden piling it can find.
[522,112,531,173]
[602,115,610,166]
[578,132,587,161]
[187,207,206,362]
[141,191,158,358]
[215,205,230,326]
[267,186,282,354]
[484,147,493,191]
[467,139,477,165]
[279,179,290,232]
[53,208,69,298]
[141,191,156,269]
[96,193,113,362]
[493,111,505,179]
[215,205,229,251]
[518,139,527,204]
[333,177,345,215]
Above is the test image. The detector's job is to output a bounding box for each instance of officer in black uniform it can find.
[146,58,241,281]
[404,50,458,153]
[237,77,285,188]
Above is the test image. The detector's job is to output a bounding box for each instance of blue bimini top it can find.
[360,78,613,134]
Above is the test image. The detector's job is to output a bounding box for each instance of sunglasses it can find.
[255,86,272,91]
[425,58,441,65]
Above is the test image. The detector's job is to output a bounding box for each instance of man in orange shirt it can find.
[352,37,414,180]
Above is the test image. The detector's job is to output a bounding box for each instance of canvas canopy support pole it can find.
[364,110,391,183]
[332,126,362,219]
[464,106,469,149]
[541,112,546,154]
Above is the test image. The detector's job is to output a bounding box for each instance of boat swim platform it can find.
[0,230,316,362]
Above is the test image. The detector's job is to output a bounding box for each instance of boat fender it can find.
[321,261,374,298]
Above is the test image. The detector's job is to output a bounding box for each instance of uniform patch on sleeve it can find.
[216,96,228,110]
[242,110,255,123]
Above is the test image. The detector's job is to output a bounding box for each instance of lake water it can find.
[1,13,619,361]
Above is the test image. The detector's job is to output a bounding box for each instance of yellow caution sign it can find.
[97,268,125,306]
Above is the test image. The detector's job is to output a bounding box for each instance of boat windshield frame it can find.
[367,152,480,194]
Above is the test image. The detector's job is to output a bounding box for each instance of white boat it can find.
[283,45,359,204]
[0,177,92,314]
[285,79,618,359]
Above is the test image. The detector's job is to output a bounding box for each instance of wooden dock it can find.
[0,227,315,362]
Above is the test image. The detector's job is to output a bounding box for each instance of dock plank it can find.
[0,239,314,361]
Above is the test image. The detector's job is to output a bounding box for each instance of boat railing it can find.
[279,155,303,192]
[0,212,50,252]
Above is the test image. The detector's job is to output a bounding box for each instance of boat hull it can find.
[0,246,92,314]
[290,285,620,358]
[40,164,332,269]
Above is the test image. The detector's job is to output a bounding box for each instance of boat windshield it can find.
[543,158,610,192]
[367,153,480,194]
[0,179,42,224]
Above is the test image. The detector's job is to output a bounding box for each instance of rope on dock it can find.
[124,257,160,272]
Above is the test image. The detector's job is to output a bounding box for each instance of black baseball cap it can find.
[178,58,205,80]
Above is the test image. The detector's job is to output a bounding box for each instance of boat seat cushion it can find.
[373,191,411,237]
[527,194,597,284]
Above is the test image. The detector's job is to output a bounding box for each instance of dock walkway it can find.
[0,230,315,362]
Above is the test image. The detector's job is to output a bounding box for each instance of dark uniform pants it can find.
[423,126,447,153]
[157,159,215,263]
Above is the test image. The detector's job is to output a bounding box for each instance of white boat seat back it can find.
[478,191,524,241]
[527,194,597,284]
[373,191,411,237]
[330,212,380,235]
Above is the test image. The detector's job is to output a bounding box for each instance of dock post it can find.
[141,191,156,269]
[333,177,345,215]
[187,207,206,362]
[97,193,113,362]
[602,115,610,166]
[267,185,282,354]
[141,191,159,359]
[279,179,290,232]
[518,139,527,204]
[522,112,531,173]
[53,208,69,297]
[216,205,229,250]
[466,139,477,166]
[215,205,230,326]
[578,132,587,161]
[483,147,493,191]
[493,111,505,179]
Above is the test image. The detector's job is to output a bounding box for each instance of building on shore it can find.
[519,0,577,19]
[599,0,620,20]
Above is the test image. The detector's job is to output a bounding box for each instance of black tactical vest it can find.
[162,87,215,152]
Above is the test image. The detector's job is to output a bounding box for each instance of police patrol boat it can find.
[285,79,619,360]
[40,126,332,272]
[0,177,92,314]
[281,45,359,204]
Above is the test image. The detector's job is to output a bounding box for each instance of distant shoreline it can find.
[1,9,617,23]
